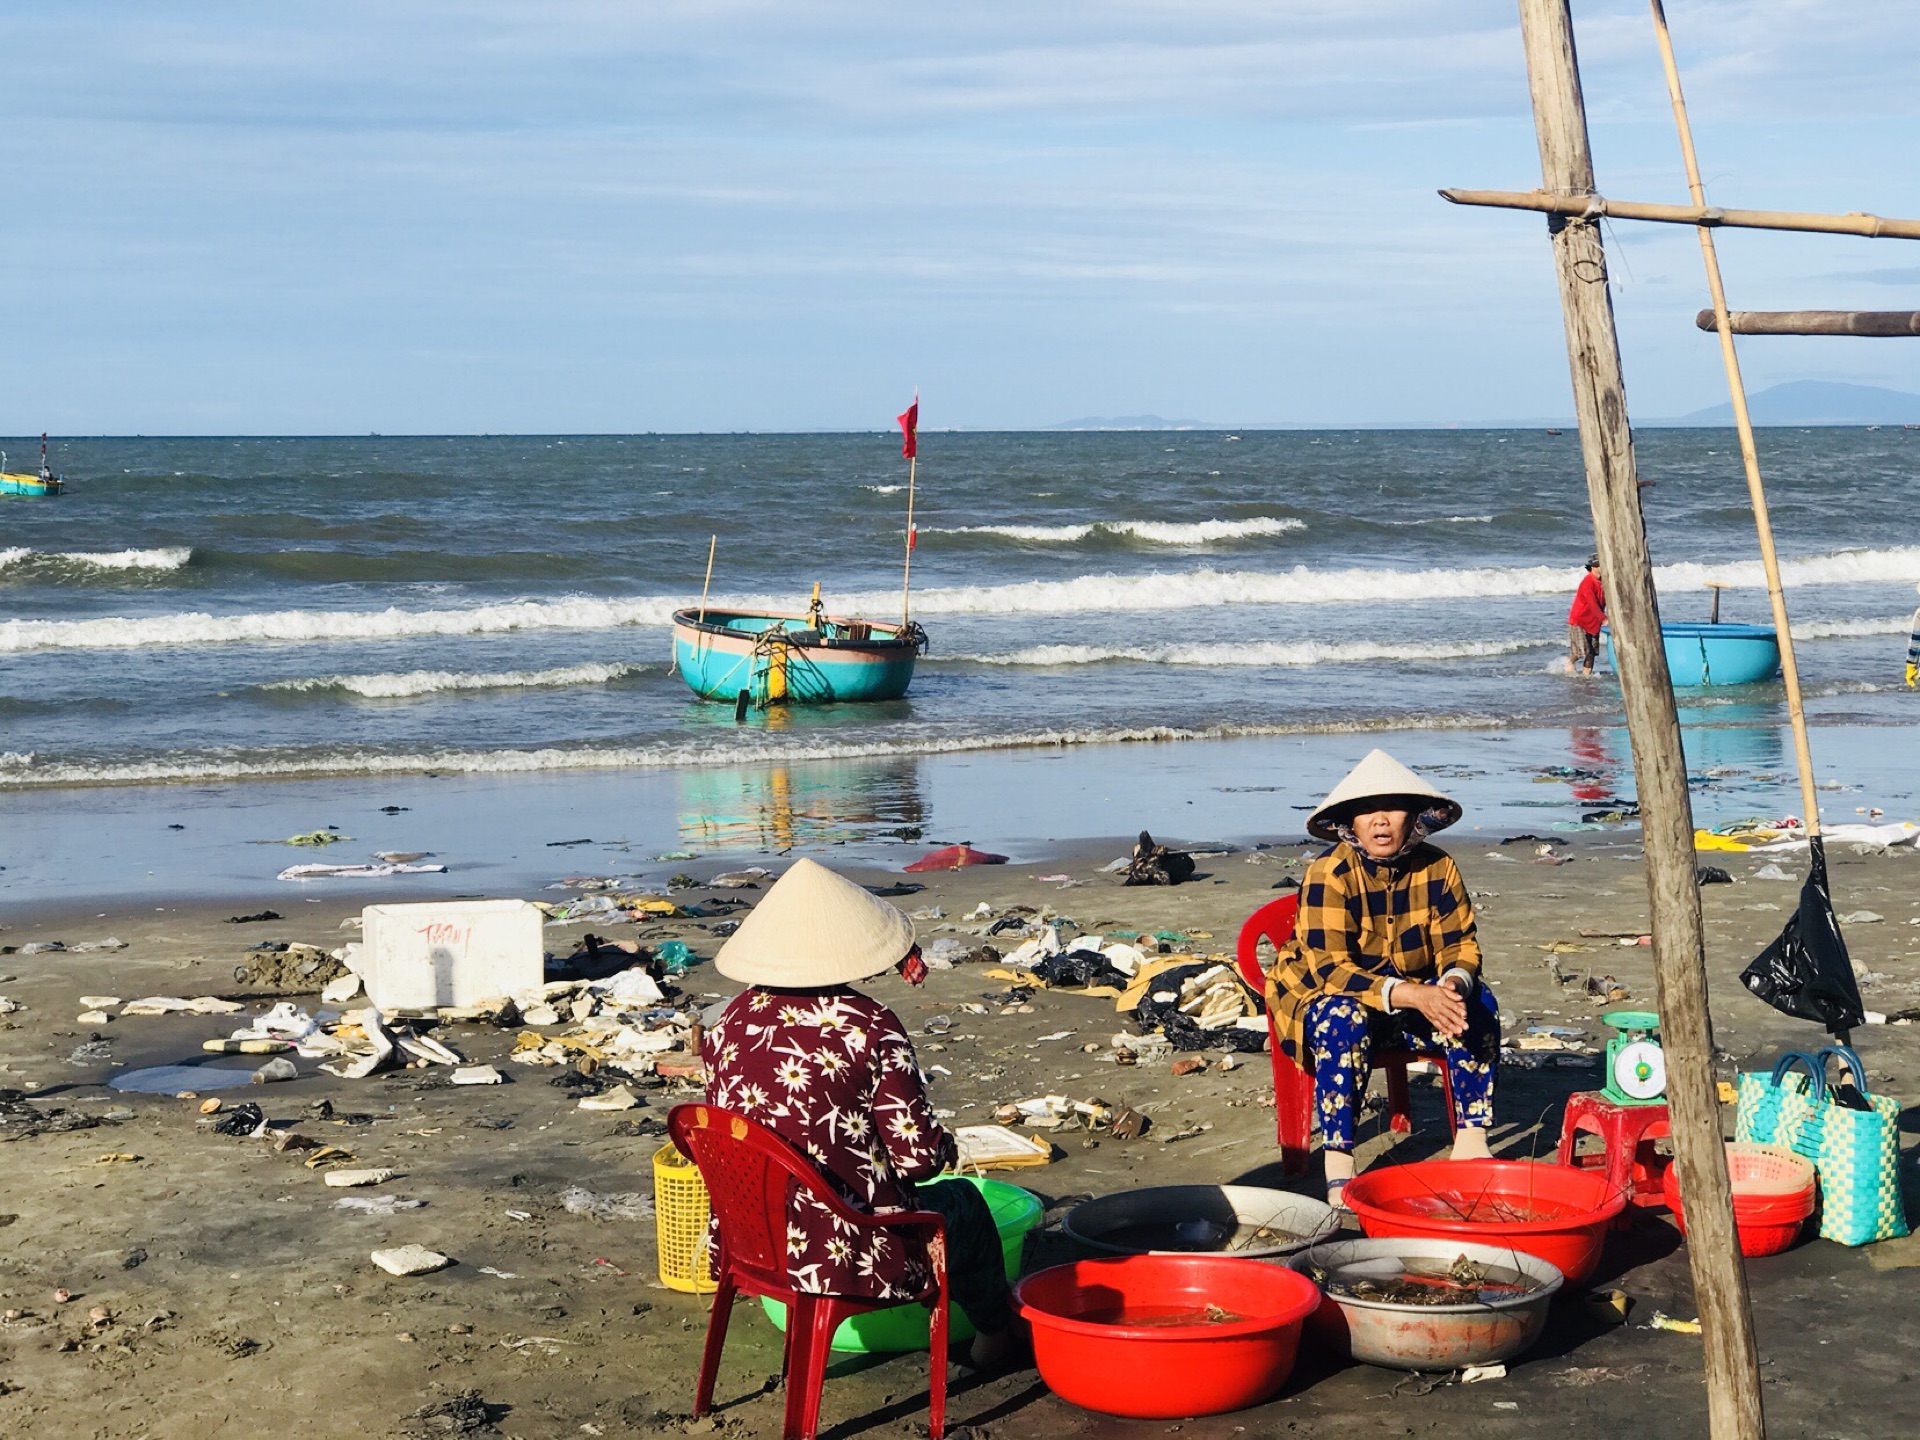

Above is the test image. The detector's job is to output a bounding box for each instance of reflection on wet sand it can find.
[677,759,927,851]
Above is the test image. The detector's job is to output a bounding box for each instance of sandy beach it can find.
[5,824,1920,1440]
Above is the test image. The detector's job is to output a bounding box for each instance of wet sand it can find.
[4,832,1920,1438]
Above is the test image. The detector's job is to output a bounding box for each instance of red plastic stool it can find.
[1555,1092,1672,1222]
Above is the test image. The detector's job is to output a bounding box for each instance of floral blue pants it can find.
[1305,987,1501,1151]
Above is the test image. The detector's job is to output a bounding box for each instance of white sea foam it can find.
[0,713,1508,790]
[1791,616,1909,640]
[929,517,1305,545]
[0,545,192,573]
[7,544,1917,654]
[952,638,1547,668]
[862,483,905,494]
[263,662,651,699]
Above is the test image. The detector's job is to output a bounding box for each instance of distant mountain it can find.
[1664,380,1920,426]
[1045,414,1216,430]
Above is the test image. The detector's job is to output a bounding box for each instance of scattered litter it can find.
[334,1195,426,1215]
[560,1186,652,1221]
[953,1124,1055,1169]
[1752,863,1795,881]
[251,1057,299,1084]
[1123,830,1196,887]
[211,1103,268,1138]
[225,911,283,924]
[1649,1312,1702,1335]
[69,938,128,953]
[78,995,122,1009]
[1584,1288,1631,1325]
[452,1065,504,1086]
[1841,911,1885,925]
[1459,1363,1507,1384]
[371,1245,452,1277]
[325,1168,398,1188]
[479,1266,523,1280]
[120,996,243,1017]
[1696,866,1733,886]
[577,1085,639,1111]
[321,974,363,1003]
[281,830,350,847]
[20,942,65,955]
[279,861,446,881]
[904,843,1008,873]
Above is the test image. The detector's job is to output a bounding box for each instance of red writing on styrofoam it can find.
[416,922,472,951]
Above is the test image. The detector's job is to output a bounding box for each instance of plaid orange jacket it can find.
[1263,840,1481,1064]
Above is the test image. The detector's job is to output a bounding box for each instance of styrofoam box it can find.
[358,899,543,1010]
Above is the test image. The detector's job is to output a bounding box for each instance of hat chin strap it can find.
[1335,812,1433,862]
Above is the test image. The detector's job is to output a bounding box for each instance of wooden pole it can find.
[900,451,919,628]
[1440,186,1920,240]
[696,534,717,624]
[1650,0,1822,843]
[1515,5,1765,1436]
[1695,309,1920,337]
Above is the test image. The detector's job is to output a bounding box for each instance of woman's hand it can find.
[1397,980,1468,1039]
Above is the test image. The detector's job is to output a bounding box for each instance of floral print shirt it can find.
[702,985,955,1299]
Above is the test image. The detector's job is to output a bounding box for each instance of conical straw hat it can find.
[714,857,917,988]
[1306,749,1462,842]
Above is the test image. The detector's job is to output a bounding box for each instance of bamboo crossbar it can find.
[1440,187,1920,241]
[1694,309,1920,337]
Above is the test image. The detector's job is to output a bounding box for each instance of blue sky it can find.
[4,1,1919,434]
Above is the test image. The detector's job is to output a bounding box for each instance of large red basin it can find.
[1014,1255,1320,1418]
[1342,1159,1626,1285]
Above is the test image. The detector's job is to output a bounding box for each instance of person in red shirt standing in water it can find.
[1567,553,1606,675]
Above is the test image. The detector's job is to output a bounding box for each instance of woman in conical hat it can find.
[1264,750,1501,1207]
[700,858,1021,1368]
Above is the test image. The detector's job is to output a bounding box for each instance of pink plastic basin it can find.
[1015,1255,1320,1418]
[1342,1159,1627,1285]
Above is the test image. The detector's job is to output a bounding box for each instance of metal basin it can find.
[1288,1237,1563,1371]
[1063,1184,1336,1260]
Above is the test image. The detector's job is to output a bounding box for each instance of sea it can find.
[3,428,1918,900]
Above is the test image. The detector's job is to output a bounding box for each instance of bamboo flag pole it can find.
[898,392,920,628]
[696,534,717,625]
[1515,5,1764,1436]
[1649,0,1823,840]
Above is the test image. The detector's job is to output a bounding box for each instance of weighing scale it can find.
[1600,1010,1666,1106]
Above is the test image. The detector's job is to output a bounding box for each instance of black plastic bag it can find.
[1739,837,1863,1039]
[1032,947,1132,991]
[1131,962,1266,1053]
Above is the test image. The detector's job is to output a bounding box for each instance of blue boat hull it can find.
[1604,622,1781,686]
[672,609,920,706]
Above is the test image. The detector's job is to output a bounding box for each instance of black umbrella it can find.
[1739,836,1863,1042]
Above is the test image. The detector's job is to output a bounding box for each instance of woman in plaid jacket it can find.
[1264,750,1501,1206]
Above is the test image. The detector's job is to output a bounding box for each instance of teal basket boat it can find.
[760,1175,1043,1352]
[672,605,925,709]
[1604,622,1781,686]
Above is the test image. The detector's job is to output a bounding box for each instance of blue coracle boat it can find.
[672,604,926,709]
[1604,622,1781,686]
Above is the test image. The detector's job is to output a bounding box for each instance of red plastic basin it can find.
[1014,1255,1320,1418]
[1342,1160,1627,1286]
[1664,1143,1816,1258]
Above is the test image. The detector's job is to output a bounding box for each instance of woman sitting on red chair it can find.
[700,858,1020,1367]
[1265,750,1501,1207]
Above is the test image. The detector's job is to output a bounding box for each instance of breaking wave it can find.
[1791,616,1910,639]
[952,638,1548,668]
[6,544,1917,654]
[0,545,193,577]
[928,517,1305,545]
[261,662,654,700]
[0,713,1508,789]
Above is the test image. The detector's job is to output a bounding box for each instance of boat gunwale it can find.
[670,606,920,654]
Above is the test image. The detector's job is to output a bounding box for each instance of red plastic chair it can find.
[667,1102,951,1440]
[1235,894,1456,1177]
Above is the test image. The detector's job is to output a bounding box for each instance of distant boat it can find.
[1545,428,1563,435]
[1604,621,1781,686]
[0,434,62,497]
[672,591,926,711]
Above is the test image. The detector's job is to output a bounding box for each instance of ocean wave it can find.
[951,638,1548,668]
[261,662,653,699]
[1791,616,1909,640]
[928,517,1305,545]
[0,714,1509,790]
[7,544,1918,654]
[0,545,193,576]
[862,483,905,494]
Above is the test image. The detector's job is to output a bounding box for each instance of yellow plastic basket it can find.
[653,1141,717,1294]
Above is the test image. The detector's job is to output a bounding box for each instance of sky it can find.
[5,1,1920,434]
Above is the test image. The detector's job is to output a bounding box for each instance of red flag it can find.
[897,397,918,459]
[908,525,918,553]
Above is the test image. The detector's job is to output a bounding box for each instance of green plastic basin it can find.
[759,1175,1043,1353]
